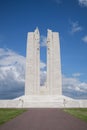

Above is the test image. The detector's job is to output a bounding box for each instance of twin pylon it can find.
[25,28,62,95]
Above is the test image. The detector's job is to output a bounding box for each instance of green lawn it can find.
[0,108,27,125]
[64,108,87,122]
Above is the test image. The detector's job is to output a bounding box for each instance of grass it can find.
[0,108,27,125]
[64,108,87,122]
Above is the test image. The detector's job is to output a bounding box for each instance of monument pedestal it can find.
[16,95,73,108]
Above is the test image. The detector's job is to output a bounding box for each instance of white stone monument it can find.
[25,28,62,95]
[0,28,87,108]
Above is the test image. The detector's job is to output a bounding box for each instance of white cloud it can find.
[40,61,46,69]
[82,35,87,43]
[0,48,25,99]
[72,73,82,77]
[40,71,46,86]
[70,21,83,34]
[40,35,47,47]
[0,48,25,66]
[0,48,46,99]
[78,0,87,7]
[62,75,87,98]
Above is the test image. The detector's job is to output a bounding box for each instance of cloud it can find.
[40,71,46,86]
[0,48,25,66]
[40,61,46,69]
[82,35,87,43]
[40,35,47,47]
[0,48,25,99]
[70,21,83,34]
[78,0,87,7]
[62,75,87,99]
[0,48,46,99]
[72,73,82,77]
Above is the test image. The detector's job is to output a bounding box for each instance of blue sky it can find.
[0,0,87,99]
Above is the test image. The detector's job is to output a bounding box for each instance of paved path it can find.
[0,109,87,130]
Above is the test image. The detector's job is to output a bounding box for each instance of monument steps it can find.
[14,95,73,108]
[13,95,87,108]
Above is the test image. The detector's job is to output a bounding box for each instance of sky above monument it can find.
[0,0,87,99]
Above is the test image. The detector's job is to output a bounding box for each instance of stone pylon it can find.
[47,29,62,95]
[25,28,62,95]
[25,28,40,95]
